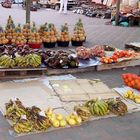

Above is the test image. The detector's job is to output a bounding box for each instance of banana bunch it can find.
[107,99,127,116]
[85,99,109,116]
[26,106,51,131]
[5,99,26,122]
[14,55,28,68]
[0,55,16,68]
[33,115,51,131]
[13,119,33,134]
[25,54,41,68]
[26,106,41,121]
[74,105,91,121]
[14,54,41,68]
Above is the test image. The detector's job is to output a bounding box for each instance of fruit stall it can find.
[0,15,140,79]
[0,74,140,137]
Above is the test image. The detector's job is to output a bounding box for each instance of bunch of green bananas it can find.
[107,99,127,116]
[0,55,16,68]
[14,55,28,68]
[24,54,41,68]
[13,119,33,134]
[15,54,41,68]
[5,99,26,122]
[33,115,51,131]
[74,105,91,121]
[85,99,109,116]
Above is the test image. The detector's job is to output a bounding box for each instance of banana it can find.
[97,102,107,115]
[17,108,26,115]
[38,121,47,130]
[93,103,100,115]
[13,125,21,134]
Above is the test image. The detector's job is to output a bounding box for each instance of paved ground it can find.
[0,4,140,140]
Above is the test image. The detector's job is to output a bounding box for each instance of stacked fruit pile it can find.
[76,46,105,59]
[76,47,91,60]
[28,23,42,48]
[5,16,15,42]
[44,50,79,68]
[5,99,51,133]
[74,105,91,121]
[5,98,83,134]
[107,99,128,116]
[100,50,134,64]
[4,97,128,134]
[41,23,57,48]
[74,98,127,118]
[85,99,109,116]
[0,26,9,45]
[57,23,71,47]
[71,19,86,46]
[11,24,27,45]
[22,23,31,39]
[124,90,140,104]
[0,45,41,68]
[45,108,82,128]
[122,73,140,91]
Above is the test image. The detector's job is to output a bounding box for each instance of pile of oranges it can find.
[122,73,140,91]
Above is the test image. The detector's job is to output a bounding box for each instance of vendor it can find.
[111,13,129,25]
[59,0,68,14]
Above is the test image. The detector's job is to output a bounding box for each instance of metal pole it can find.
[115,0,121,26]
[26,0,31,23]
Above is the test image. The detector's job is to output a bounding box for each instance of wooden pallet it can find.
[0,67,47,79]
[125,42,140,52]
[96,59,140,71]
[47,66,96,75]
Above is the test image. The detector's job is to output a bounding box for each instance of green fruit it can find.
[52,119,60,128]
[68,118,76,126]
[60,120,67,127]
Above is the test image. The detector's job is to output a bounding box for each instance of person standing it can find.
[101,0,104,4]
[59,0,68,14]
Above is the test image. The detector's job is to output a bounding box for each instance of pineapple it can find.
[72,19,86,42]
[11,24,27,45]
[0,26,9,45]
[28,22,42,44]
[57,23,71,42]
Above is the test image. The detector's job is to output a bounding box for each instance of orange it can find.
[130,80,135,87]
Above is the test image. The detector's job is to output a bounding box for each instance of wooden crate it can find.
[125,43,140,52]
[47,66,96,75]
[96,59,140,71]
[0,68,47,79]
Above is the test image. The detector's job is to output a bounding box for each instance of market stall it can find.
[0,74,140,137]
[0,14,140,137]
[0,16,140,78]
